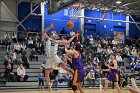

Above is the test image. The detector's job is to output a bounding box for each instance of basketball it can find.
[67,21,74,29]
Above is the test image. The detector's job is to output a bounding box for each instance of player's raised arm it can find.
[58,33,79,45]
[65,45,75,55]
[42,24,55,41]
[67,56,72,63]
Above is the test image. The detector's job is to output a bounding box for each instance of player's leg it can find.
[54,55,74,74]
[58,63,74,74]
[72,85,79,93]
[77,82,85,93]
[73,69,85,93]
[72,69,79,93]
[114,74,121,93]
[45,69,53,91]
[104,79,110,92]
[114,82,121,93]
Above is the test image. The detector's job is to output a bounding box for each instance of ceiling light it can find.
[116,0,122,4]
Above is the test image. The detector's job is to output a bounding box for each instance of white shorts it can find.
[44,55,63,69]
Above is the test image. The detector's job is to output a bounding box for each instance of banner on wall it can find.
[114,31,125,43]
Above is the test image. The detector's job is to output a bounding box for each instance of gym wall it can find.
[18,2,41,32]
[0,0,17,38]
[129,16,140,38]
[17,2,140,39]
[84,10,126,38]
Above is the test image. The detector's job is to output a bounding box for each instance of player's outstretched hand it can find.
[127,78,140,93]
[50,23,55,29]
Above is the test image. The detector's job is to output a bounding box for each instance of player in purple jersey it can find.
[65,43,85,93]
[103,53,121,93]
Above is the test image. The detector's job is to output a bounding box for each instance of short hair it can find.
[50,31,57,35]
[75,43,81,51]
[110,53,115,56]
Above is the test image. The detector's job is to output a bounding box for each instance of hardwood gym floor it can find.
[0,89,131,93]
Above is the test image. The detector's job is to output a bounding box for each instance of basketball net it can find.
[64,3,81,21]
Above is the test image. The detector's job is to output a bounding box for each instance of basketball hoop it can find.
[64,2,82,21]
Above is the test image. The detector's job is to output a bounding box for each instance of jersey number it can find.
[50,40,55,46]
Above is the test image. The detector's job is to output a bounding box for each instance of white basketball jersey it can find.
[45,38,58,57]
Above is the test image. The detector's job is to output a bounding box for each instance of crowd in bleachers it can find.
[0,32,44,82]
[0,30,140,88]
[58,34,140,87]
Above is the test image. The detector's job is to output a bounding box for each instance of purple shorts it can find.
[107,72,119,82]
[72,68,85,85]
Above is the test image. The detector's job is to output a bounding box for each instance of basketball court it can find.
[0,89,131,93]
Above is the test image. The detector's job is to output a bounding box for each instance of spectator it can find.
[38,73,44,88]
[14,41,21,53]
[100,48,107,60]
[89,35,94,46]
[16,52,22,64]
[75,31,80,41]
[84,36,90,47]
[10,50,17,63]
[92,40,98,53]
[107,46,113,55]
[86,69,96,88]
[25,38,28,46]
[124,45,130,54]
[11,32,17,43]
[131,47,137,57]
[93,55,100,66]
[21,54,29,68]
[40,42,45,55]
[60,27,67,35]
[17,64,28,82]
[40,62,45,76]
[21,43,26,50]
[81,51,87,64]
[112,39,118,45]
[4,53,12,68]
[130,62,135,73]
[62,54,68,65]
[35,42,41,54]
[28,37,33,48]
[70,30,75,37]
[116,53,123,66]
[4,64,14,82]
[30,48,38,61]
[94,65,103,78]
[97,44,102,54]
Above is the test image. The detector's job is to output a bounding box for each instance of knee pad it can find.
[72,85,78,92]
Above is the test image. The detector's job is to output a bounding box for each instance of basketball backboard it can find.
[46,0,79,15]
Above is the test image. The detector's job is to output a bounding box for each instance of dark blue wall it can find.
[18,2,41,32]
[129,16,140,38]
[18,3,140,39]
[44,4,80,34]
[84,10,126,38]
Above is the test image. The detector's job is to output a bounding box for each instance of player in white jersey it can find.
[42,24,78,91]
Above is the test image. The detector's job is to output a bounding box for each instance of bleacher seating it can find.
[0,49,140,88]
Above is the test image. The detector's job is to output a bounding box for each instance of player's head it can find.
[74,43,81,51]
[110,53,115,60]
[50,31,58,39]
